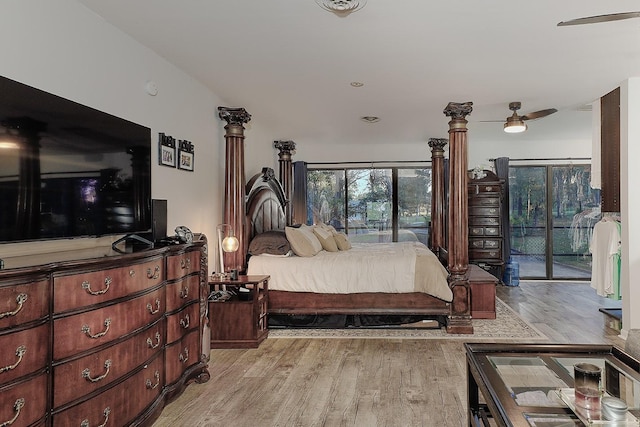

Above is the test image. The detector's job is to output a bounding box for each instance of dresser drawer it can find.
[0,280,49,330]
[469,226,501,237]
[166,250,201,281]
[53,320,164,408]
[0,323,49,386]
[52,354,163,427]
[468,184,502,194]
[53,287,165,360]
[0,373,48,427]
[165,330,200,386]
[469,248,502,260]
[469,206,500,217]
[53,258,164,314]
[167,301,200,344]
[469,239,501,250]
[469,217,500,227]
[166,274,200,313]
[468,196,500,207]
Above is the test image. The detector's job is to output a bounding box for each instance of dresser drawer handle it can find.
[179,286,189,299]
[147,266,160,280]
[180,314,190,329]
[145,370,160,390]
[179,348,189,364]
[0,294,27,319]
[146,332,161,349]
[0,345,26,375]
[82,318,112,339]
[80,407,111,427]
[0,398,24,427]
[129,269,135,277]
[181,258,191,271]
[82,277,112,296]
[146,299,161,315]
[82,359,112,383]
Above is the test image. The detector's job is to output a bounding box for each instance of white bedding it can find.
[247,241,452,302]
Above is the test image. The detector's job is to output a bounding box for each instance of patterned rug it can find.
[268,298,547,340]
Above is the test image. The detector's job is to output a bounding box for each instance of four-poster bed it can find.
[218,102,478,333]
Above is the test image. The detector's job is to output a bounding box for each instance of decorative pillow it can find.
[317,222,338,234]
[285,224,323,257]
[333,231,352,251]
[248,230,291,256]
[312,225,338,252]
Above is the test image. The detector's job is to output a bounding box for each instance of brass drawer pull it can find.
[0,398,25,427]
[147,299,161,315]
[80,407,111,427]
[0,294,27,319]
[82,359,112,383]
[146,332,161,349]
[146,266,160,280]
[82,318,112,339]
[0,345,26,374]
[179,348,189,364]
[82,277,112,296]
[179,286,189,299]
[180,258,191,271]
[145,370,160,390]
[180,314,190,329]
[129,269,135,277]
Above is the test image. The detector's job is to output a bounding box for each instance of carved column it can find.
[443,102,473,334]
[274,140,296,225]
[428,138,448,256]
[218,107,251,272]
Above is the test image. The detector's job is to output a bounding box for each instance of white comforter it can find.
[247,241,452,302]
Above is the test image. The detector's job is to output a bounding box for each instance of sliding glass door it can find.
[509,165,597,280]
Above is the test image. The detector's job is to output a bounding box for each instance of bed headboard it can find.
[245,167,288,242]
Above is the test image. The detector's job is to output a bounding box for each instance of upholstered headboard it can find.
[245,167,288,242]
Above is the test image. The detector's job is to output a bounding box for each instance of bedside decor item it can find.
[159,132,177,167]
[217,223,239,274]
[178,139,194,171]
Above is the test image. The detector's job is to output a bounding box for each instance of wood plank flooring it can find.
[154,281,625,427]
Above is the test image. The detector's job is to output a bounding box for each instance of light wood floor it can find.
[153,281,625,427]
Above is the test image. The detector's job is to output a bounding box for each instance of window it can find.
[306,166,432,245]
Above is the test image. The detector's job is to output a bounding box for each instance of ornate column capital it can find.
[217,107,252,126]
[443,102,473,130]
[428,138,448,156]
[274,140,296,160]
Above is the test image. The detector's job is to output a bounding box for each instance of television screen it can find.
[0,75,152,243]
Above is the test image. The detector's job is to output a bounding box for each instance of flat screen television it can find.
[0,75,152,243]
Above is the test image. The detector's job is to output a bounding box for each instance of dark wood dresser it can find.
[0,238,210,427]
[468,170,506,281]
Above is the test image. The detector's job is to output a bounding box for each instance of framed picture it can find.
[158,133,176,168]
[178,140,195,172]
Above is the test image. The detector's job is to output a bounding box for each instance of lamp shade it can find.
[222,235,239,252]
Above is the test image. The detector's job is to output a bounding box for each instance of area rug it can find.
[268,298,547,341]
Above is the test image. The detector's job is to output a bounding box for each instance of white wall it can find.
[0,0,275,272]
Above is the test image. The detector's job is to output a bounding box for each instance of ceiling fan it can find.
[484,102,558,134]
[558,11,640,26]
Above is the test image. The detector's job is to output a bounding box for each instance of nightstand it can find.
[208,275,269,348]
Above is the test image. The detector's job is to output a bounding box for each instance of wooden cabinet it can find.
[468,170,505,280]
[209,275,269,348]
[0,238,210,427]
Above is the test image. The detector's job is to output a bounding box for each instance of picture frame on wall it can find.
[178,140,194,172]
[159,133,176,168]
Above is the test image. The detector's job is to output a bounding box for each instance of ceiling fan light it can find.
[315,0,367,15]
[504,120,527,133]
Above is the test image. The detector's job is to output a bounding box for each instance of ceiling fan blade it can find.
[558,11,640,26]
[521,108,558,121]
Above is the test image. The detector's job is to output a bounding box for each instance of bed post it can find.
[443,102,473,334]
[218,106,252,273]
[274,140,295,226]
[428,138,448,258]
